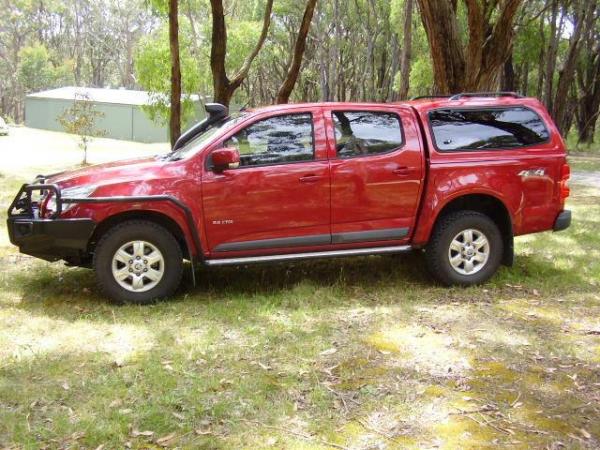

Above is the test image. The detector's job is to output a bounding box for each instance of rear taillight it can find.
[560,163,570,200]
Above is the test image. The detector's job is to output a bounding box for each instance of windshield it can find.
[166,113,248,161]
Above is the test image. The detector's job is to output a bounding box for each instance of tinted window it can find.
[225,113,313,167]
[429,107,549,151]
[332,111,403,158]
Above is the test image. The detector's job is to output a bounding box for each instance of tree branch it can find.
[230,0,274,88]
[276,0,319,104]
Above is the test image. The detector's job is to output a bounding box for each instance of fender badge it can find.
[518,169,546,178]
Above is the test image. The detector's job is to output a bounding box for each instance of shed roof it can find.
[27,86,201,106]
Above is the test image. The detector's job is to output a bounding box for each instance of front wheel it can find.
[93,220,183,304]
[425,211,503,286]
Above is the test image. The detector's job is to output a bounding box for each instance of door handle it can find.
[299,174,321,183]
[392,166,412,176]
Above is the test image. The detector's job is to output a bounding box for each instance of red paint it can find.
[48,96,568,259]
[212,147,240,169]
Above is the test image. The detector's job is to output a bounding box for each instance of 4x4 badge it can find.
[518,169,546,178]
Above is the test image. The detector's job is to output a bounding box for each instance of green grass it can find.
[566,129,600,155]
[1,170,600,449]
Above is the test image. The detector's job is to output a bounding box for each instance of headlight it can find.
[61,185,97,212]
[62,185,97,200]
[45,185,97,215]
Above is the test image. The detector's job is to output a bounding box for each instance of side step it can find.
[205,245,413,266]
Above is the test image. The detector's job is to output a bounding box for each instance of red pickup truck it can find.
[7,92,571,304]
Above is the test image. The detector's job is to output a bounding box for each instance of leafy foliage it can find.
[57,94,106,164]
[135,23,202,126]
[0,0,598,146]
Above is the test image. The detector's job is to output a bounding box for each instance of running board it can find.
[205,245,412,266]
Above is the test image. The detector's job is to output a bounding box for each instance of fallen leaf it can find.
[320,348,337,356]
[156,432,177,447]
[195,428,213,435]
[62,382,70,391]
[532,289,540,296]
[109,399,122,408]
[131,430,154,437]
[580,428,591,439]
[70,431,85,440]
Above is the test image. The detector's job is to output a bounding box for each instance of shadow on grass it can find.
[3,289,598,450]
[4,242,595,328]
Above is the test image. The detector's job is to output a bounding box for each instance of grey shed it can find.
[25,87,204,143]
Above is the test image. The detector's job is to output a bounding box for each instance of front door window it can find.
[225,113,314,167]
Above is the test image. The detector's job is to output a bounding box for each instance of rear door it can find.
[325,106,424,244]
[202,107,332,254]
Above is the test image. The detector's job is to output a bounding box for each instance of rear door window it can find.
[429,107,550,151]
[332,111,403,158]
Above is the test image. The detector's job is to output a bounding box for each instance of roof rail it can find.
[449,92,523,101]
[410,95,452,101]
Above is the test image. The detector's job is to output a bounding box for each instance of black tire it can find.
[93,220,183,304]
[425,211,503,286]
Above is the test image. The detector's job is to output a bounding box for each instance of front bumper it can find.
[7,217,96,262]
[7,180,96,263]
[553,210,571,232]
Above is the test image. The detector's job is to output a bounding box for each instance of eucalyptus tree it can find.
[209,0,274,106]
[416,0,523,93]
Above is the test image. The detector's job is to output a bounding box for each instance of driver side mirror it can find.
[212,147,240,172]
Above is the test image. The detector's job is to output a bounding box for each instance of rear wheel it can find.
[94,220,183,304]
[425,211,503,286]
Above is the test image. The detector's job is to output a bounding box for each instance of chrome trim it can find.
[205,245,412,266]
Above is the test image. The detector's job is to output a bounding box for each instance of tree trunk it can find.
[168,0,181,148]
[276,0,318,104]
[210,0,273,107]
[417,0,522,94]
[536,12,546,98]
[416,0,465,94]
[543,0,560,110]
[501,53,516,92]
[387,33,400,101]
[331,0,340,101]
[521,60,530,96]
[576,12,600,144]
[398,0,413,100]
[552,0,595,134]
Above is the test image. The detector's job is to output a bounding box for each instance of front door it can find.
[325,106,424,244]
[202,108,331,255]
